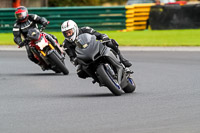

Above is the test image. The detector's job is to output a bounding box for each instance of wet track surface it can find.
[0,51,200,133]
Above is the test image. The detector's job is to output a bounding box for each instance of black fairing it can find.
[75,33,105,64]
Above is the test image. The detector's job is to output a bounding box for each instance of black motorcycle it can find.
[75,33,136,96]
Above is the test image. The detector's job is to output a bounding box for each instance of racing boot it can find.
[77,65,89,79]
[109,39,132,67]
[118,52,132,67]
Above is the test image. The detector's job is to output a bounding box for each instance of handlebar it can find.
[19,21,50,48]
[101,39,111,44]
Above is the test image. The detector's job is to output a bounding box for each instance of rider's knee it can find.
[77,70,88,79]
[26,50,39,64]
[28,55,39,64]
[77,65,89,79]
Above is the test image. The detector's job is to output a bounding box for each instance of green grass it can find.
[1,29,200,46]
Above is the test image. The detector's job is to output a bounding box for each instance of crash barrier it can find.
[125,3,155,31]
[149,4,200,30]
[0,6,126,33]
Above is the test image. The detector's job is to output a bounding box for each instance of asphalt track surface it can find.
[0,51,200,133]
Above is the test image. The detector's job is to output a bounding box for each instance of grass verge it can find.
[1,29,200,46]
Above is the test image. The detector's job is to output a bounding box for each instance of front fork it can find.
[40,43,54,57]
[40,43,64,60]
[31,43,56,65]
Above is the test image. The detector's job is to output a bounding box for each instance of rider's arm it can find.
[62,39,76,59]
[29,14,48,27]
[80,27,108,40]
[13,23,23,46]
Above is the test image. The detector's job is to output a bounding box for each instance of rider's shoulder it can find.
[13,21,20,28]
[63,39,70,43]
[80,26,95,33]
[62,39,70,47]
[80,26,92,30]
[28,14,39,20]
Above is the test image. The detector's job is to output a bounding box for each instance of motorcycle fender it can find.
[103,48,123,84]
[106,57,123,85]
[47,49,63,61]
[120,73,129,89]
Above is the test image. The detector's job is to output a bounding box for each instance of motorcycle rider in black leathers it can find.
[13,6,58,69]
[61,20,132,78]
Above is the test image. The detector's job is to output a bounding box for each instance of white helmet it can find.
[61,20,79,42]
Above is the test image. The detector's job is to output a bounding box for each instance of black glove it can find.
[70,57,78,66]
[101,34,110,41]
[42,21,48,27]
[18,41,25,48]
[40,21,49,32]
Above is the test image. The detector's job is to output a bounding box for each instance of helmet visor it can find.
[15,12,27,20]
[63,29,74,38]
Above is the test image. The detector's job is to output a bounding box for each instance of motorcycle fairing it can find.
[75,33,104,63]
[75,33,123,84]
[30,33,48,50]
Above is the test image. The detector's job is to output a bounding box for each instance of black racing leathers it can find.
[12,14,58,64]
[62,27,109,60]
[13,14,48,46]
[62,27,126,78]
[62,27,132,78]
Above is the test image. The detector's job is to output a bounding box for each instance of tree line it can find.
[48,0,126,7]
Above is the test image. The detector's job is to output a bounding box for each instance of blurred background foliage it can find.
[48,0,126,7]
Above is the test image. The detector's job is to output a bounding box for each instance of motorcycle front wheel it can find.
[48,51,69,75]
[96,64,123,96]
[123,77,136,93]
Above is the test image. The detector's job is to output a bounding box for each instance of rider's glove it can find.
[60,44,67,52]
[70,57,78,66]
[101,34,110,41]
[40,21,48,32]
[42,21,48,27]
[18,41,25,48]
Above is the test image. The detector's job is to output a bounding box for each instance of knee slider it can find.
[77,70,88,79]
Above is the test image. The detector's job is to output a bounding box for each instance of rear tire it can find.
[48,51,69,75]
[96,64,123,96]
[123,77,136,93]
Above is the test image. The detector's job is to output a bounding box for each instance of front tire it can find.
[96,64,123,96]
[48,51,69,75]
[123,77,136,93]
